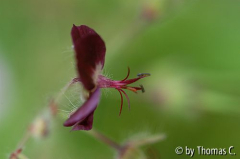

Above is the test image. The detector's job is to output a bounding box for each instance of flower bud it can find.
[31,117,49,138]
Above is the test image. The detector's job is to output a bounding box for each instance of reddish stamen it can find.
[126,87,138,93]
[130,86,143,91]
[117,89,123,116]
[119,89,131,110]
[120,85,143,93]
[121,67,130,81]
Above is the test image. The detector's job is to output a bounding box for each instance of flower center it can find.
[98,67,150,115]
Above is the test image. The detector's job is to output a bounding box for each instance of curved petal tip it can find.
[63,87,101,130]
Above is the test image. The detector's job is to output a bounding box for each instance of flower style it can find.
[63,25,150,131]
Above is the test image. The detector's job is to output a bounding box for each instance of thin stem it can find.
[87,129,122,151]
[10,78,78,158]
[16,129,32,150]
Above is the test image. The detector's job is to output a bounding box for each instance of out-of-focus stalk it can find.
[86,129,166,159]
[87,129,122,151]
[9,79,76,159]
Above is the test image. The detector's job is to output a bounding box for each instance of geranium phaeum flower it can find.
[63,25,150,131]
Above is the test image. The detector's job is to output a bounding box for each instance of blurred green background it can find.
[1,0,240,158]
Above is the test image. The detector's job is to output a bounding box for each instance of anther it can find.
[137,73,151,78]
[139,84,145,93]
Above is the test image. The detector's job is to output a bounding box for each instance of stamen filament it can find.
[126,87,138,93]
[117,89,124,116]
[121,67,130,81]
[119,89,131,110]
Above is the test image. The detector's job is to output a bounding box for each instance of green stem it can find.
[87,129,122,151]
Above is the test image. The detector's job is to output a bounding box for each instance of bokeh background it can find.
[1,0,240,158]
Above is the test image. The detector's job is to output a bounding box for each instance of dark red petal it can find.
[71,25,96,43]
[63,87,101,127]
[71,25,106,91]
[71,111,94,131]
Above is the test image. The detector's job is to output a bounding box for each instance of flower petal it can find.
[71,25,96,43]
[71,25,106,91]
[63,87,101,127]
[71,111,94,131]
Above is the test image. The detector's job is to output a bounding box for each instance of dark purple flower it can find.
[64,25,150,131]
